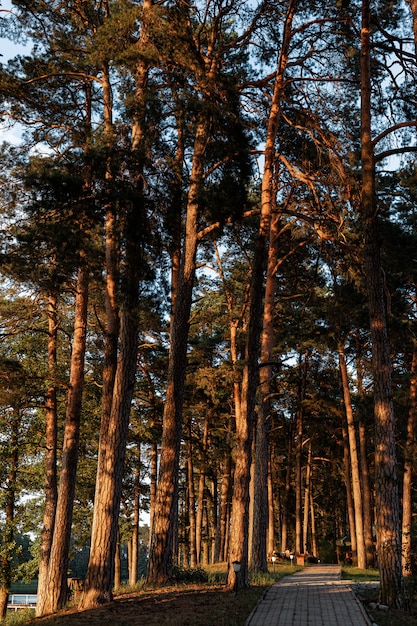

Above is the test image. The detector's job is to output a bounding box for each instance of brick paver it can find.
[245,564,372,626]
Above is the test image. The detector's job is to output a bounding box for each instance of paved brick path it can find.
[245,564,372,626]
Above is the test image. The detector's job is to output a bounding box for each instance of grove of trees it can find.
[0,0,417,617]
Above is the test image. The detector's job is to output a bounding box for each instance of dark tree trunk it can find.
[360,0,406,606]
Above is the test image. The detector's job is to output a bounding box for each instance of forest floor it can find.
[22,582,266,626]
[7,565,417,626]
[343,567,417,626]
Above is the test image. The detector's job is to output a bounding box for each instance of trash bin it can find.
[296,553,305,566]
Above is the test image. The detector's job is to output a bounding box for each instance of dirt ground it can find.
[26,583,265,626]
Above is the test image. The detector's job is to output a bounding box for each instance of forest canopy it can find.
[0,0,416,616]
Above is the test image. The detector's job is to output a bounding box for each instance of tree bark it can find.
[267,451,275,557]
[186,421,197,568]
[114,536,121,592]
[147,115,210,584]
[402,339,417,574]
[342,425,357,561]
[280,419,293,554]
[129,443,141,586]
[295,352,308,555]
[40,262,89,615]
[360,0,406,605]
[0,410,19,619]
[80,293,140,607]
[251,205,280,572]
[215,453,232,563]
[196,417,209,564]
[338,340,366,569]
[302,443,312,556]
[356,340,375,566]
[36,293,58,616]
[228,0,297,586]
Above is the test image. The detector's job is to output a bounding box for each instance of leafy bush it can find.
[170,566,208,583]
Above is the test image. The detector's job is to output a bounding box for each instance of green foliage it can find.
[170,566,209,584]
[2,609,35,625]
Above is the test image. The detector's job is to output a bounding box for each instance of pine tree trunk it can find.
[149,440,158,547]
[251,205,280,572]
[302,444,312,556]
[80,302,140,607]
[342,425,357,560]
[210,476,218,564]
[280,421,293,554]
[36,293,58,616]
[187,422,197,568]
[402,340,417,574]
[39,263,89,616]
[360,0,406,606]
[80,0,148,605]
[338,341,366,569]
[310,490,318,558]
[267,453,275,557]
[196,418,209,564]
[359,420,375,566]
[0,415,19,619]
[101,60,120,432]
[114,537,121,592]
[0,590,8,621]
[295,352,308,555]
[216,454,232,562]
[129,445,141,586]
[147,116,210,584]
[356,343,375,566]
[227,155,272,588]
[244,3,296,579]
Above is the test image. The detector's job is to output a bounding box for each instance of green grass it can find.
[342,566,417,626]
[10,562,301,626]
[341,565,379,582]
[4,609,36,625]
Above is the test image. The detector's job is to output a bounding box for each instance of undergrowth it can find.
[4,609,35,625]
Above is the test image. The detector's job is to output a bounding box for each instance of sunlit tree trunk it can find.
[356,341,375,566]
[0,411,19,619]
[402,339,417,575]
[80,293,141,607]
[80,0,149,605]
[302,443,312,555]
[149,439,158,547]
[295,352,308,555]
[338,340,366,569]
[251,205,280,572]
[281,419,294,554]
[310,490,317,558]
[360,0,406,606]
[129,443,141,586]
[342,425,357,561]
[215,453,232,562]
[114,535,121,591]
[186,421,197,569]
[147,114,211,584]
[36,293,58,616]
[40,261,89,615]
[196,417,209,564]
[267,452,275,557]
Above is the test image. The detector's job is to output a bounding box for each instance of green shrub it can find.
[170,566,208,584]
